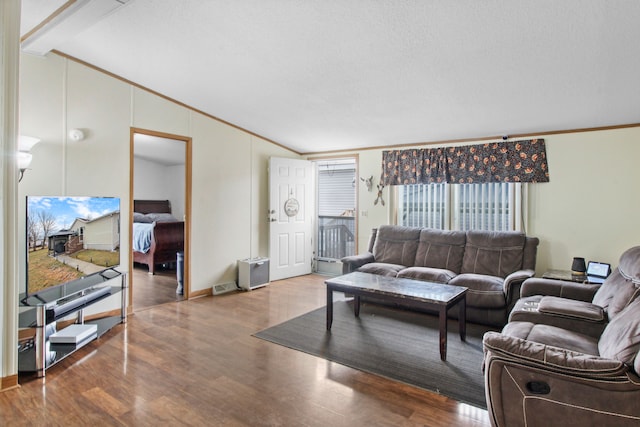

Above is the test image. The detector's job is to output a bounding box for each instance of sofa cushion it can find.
[357,262,406,277]
[460,231,526,278]
[413,229,466,273]
[502,321,599,356]
[598,298,640,365]
[449,273,505,308]
[397,266,456,284]
[372,225,421,266]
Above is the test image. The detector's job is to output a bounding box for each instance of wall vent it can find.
[212,282,238,295]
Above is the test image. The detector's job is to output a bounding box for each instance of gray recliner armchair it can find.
[510,246,640,336]
[483,246,640,427]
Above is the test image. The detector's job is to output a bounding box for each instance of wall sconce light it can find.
[18,135,40,182]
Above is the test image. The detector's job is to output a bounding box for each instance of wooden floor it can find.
[4,274,491,426]
[131,264,184,311]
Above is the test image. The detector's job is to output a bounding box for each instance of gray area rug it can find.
[254,300,492,409]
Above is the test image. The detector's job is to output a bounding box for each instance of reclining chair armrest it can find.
[340,252,375,274]
[521,278,600,301]
[503,269,535,311]
[482,331,627,377]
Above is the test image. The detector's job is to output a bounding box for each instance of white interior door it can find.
[269,157,313,281]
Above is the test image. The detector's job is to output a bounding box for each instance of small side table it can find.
[542,269,594,284]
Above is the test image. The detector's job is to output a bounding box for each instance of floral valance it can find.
[381,139,550,185]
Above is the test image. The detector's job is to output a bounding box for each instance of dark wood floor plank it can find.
[3,274,490,426]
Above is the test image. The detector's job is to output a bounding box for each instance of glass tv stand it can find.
[18,268,127,377]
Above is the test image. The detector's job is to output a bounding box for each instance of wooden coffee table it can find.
[325,272,468,361]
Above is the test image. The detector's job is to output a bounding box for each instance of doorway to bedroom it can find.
[130,128,191,311]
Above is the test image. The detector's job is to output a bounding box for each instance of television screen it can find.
[26,196,121,297]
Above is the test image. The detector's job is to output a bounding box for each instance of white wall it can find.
[17,52,299,300]
[133,157,186,220]
[165,164,186,220]
[527,128,640,272]
[323,129,640,274]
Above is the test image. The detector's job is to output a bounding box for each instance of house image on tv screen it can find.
[49,211,120,256]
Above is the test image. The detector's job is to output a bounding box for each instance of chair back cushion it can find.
[372,225,421,266]
[522,236,540,270]
[461,231,526,278]
[598,297,640,366]
[413,229,466,273]
[592,246,640,318]
[366,228,378,253]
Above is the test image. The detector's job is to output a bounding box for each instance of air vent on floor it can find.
[212,282,238,295]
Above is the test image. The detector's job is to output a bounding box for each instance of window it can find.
[398,183,449,229]
[397,182,523,231]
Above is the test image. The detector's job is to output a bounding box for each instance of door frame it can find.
[128,127,192,313]
[308,154,359,271]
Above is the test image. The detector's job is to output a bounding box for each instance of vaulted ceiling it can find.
[20,0,640,154]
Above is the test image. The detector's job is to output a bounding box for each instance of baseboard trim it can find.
[189,287,211,298]
[1,374,19,392]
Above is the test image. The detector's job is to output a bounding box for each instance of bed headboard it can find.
[134,200,172,214]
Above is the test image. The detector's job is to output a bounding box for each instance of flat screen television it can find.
[25,196,121,300]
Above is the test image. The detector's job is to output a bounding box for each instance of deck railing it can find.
[318,216,355,260]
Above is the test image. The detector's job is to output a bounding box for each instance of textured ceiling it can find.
[20,0,640,154]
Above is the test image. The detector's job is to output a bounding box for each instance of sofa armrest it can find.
[503,269,535,309]
[538,296,605,322]
[483,331,627,378]
[340,252,375,274]
[520,277,600,301]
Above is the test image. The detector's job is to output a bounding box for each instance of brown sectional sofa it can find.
[483,246,640,427]
[341,225,540,327]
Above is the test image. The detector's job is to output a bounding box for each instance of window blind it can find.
[398,183,448,229]
[397,182,522,232]
[454,183,518,231]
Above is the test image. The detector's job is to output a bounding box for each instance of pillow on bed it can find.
[145,212,179,223]
[133,212,152,223]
